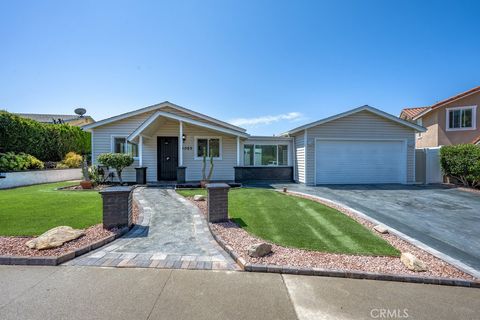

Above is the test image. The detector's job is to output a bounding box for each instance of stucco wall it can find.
[0,169,82,189]
[417,92,480,147]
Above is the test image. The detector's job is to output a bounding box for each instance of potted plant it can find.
[200,146,214,188]
[80,156,93,189]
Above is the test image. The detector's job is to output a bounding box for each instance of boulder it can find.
[248,243,272,258]
[193,195,206,201]
[26,226,85,250]
[373,225,389,234]
[400,252,427,272]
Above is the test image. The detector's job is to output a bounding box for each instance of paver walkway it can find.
[66,187,238,270]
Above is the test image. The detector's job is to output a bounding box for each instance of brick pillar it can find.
[100,186,133,229]
[206,183,230,223]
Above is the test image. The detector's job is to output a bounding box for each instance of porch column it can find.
[236,136,240,166]
[179,121,184,166]
[139,135,143,167]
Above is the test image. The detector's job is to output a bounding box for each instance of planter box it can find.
[0,169,82,189]
[234,166,293,182]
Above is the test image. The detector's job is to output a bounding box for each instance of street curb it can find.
[0,227,129,266]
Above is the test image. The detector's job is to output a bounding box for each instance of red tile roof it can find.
[401,85,480,120]
[400,107,429,120]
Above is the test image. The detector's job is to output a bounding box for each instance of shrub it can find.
[89,165,109,185]
[97,153,134,185]
[59,152,83,168]
[440,144,480,188]
[0,152,44,171]
[0,111,90,161]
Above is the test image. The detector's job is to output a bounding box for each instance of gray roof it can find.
[14,113,94,124]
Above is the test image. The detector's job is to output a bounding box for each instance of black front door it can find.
[157,137,178,180]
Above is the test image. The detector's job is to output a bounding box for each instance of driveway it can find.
[269,183,480,277]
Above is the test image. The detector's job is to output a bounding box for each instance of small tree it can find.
[440,144,480,188]
[97,153,134,185]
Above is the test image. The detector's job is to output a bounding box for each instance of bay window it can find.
[243,144,289,166]
[446,106,476,131]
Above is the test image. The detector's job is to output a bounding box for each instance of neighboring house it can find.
[14,113,95,127]
[83,102,424,185]
[400,86,480,148]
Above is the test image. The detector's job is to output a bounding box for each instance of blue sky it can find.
[1,0,479,135]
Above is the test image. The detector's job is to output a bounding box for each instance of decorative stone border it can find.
[210,225,480,288]
[0,227,129,266]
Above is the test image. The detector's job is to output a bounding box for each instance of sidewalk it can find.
[1,265,478,320]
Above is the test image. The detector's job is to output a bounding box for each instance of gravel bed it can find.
[187,195,476,280]
[0,224,118,257]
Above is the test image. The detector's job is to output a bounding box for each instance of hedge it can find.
[440,144,480,188]
[0,111,91,162]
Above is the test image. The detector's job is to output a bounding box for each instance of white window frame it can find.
[194,136,223,160]
[243,143,290,167]
[446,105,477,131]
[416,118,423,139]
[110,135,139,160]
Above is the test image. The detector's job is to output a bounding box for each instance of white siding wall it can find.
[304,110,416,185]
[293,131,306,183]
[91,113,238,182]
[92,111,156,182]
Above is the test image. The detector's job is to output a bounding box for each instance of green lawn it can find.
[0,181,102,236]
[177,188,399,256]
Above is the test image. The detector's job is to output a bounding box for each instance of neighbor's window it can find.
[196,137,221,158]
[243,144,289,166]
[447,106,476,130]
[113,137,138,157]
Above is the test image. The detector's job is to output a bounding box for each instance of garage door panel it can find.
[315,140,405,184]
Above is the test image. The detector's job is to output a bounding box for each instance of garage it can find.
[282,105,426,185]
[315,139,406,184]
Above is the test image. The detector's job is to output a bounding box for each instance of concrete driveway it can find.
[269,183,480,277]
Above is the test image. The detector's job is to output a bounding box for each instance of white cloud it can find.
[229,112,303,127]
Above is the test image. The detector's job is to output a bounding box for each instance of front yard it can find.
[177,188,399,256]
[0,181,102,236]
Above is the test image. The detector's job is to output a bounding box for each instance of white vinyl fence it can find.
[415,147,442,184]
[0,169,82,189]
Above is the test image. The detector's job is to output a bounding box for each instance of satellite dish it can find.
[74,108,87,117]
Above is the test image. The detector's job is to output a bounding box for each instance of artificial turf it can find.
[177,188,399,256]
[0,181,102,236]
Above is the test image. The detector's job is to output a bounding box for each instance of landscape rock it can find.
[193,195,206,201]
[400,252,427,272]
[26,226,85,250]
[248,243,272,258]
[373,225,389,234]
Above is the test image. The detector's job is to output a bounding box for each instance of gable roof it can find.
[409,85,480,120]
[281,105,426,136]
[14,113,94,124]
[399,107,429,120]
[127,110,249,142]
[82,101,246,133]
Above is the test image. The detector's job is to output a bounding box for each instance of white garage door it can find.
[315,139,406,184]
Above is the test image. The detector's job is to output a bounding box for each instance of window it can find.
[195,137,221,159]
[243,144,289,166]
[446,106,476,131]
[112,137,138,157]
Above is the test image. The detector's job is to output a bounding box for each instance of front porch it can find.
[126,110,249,183]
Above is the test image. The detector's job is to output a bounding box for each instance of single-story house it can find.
[83,102,425,185]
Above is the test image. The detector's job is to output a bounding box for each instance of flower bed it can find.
[185,193,476,281]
